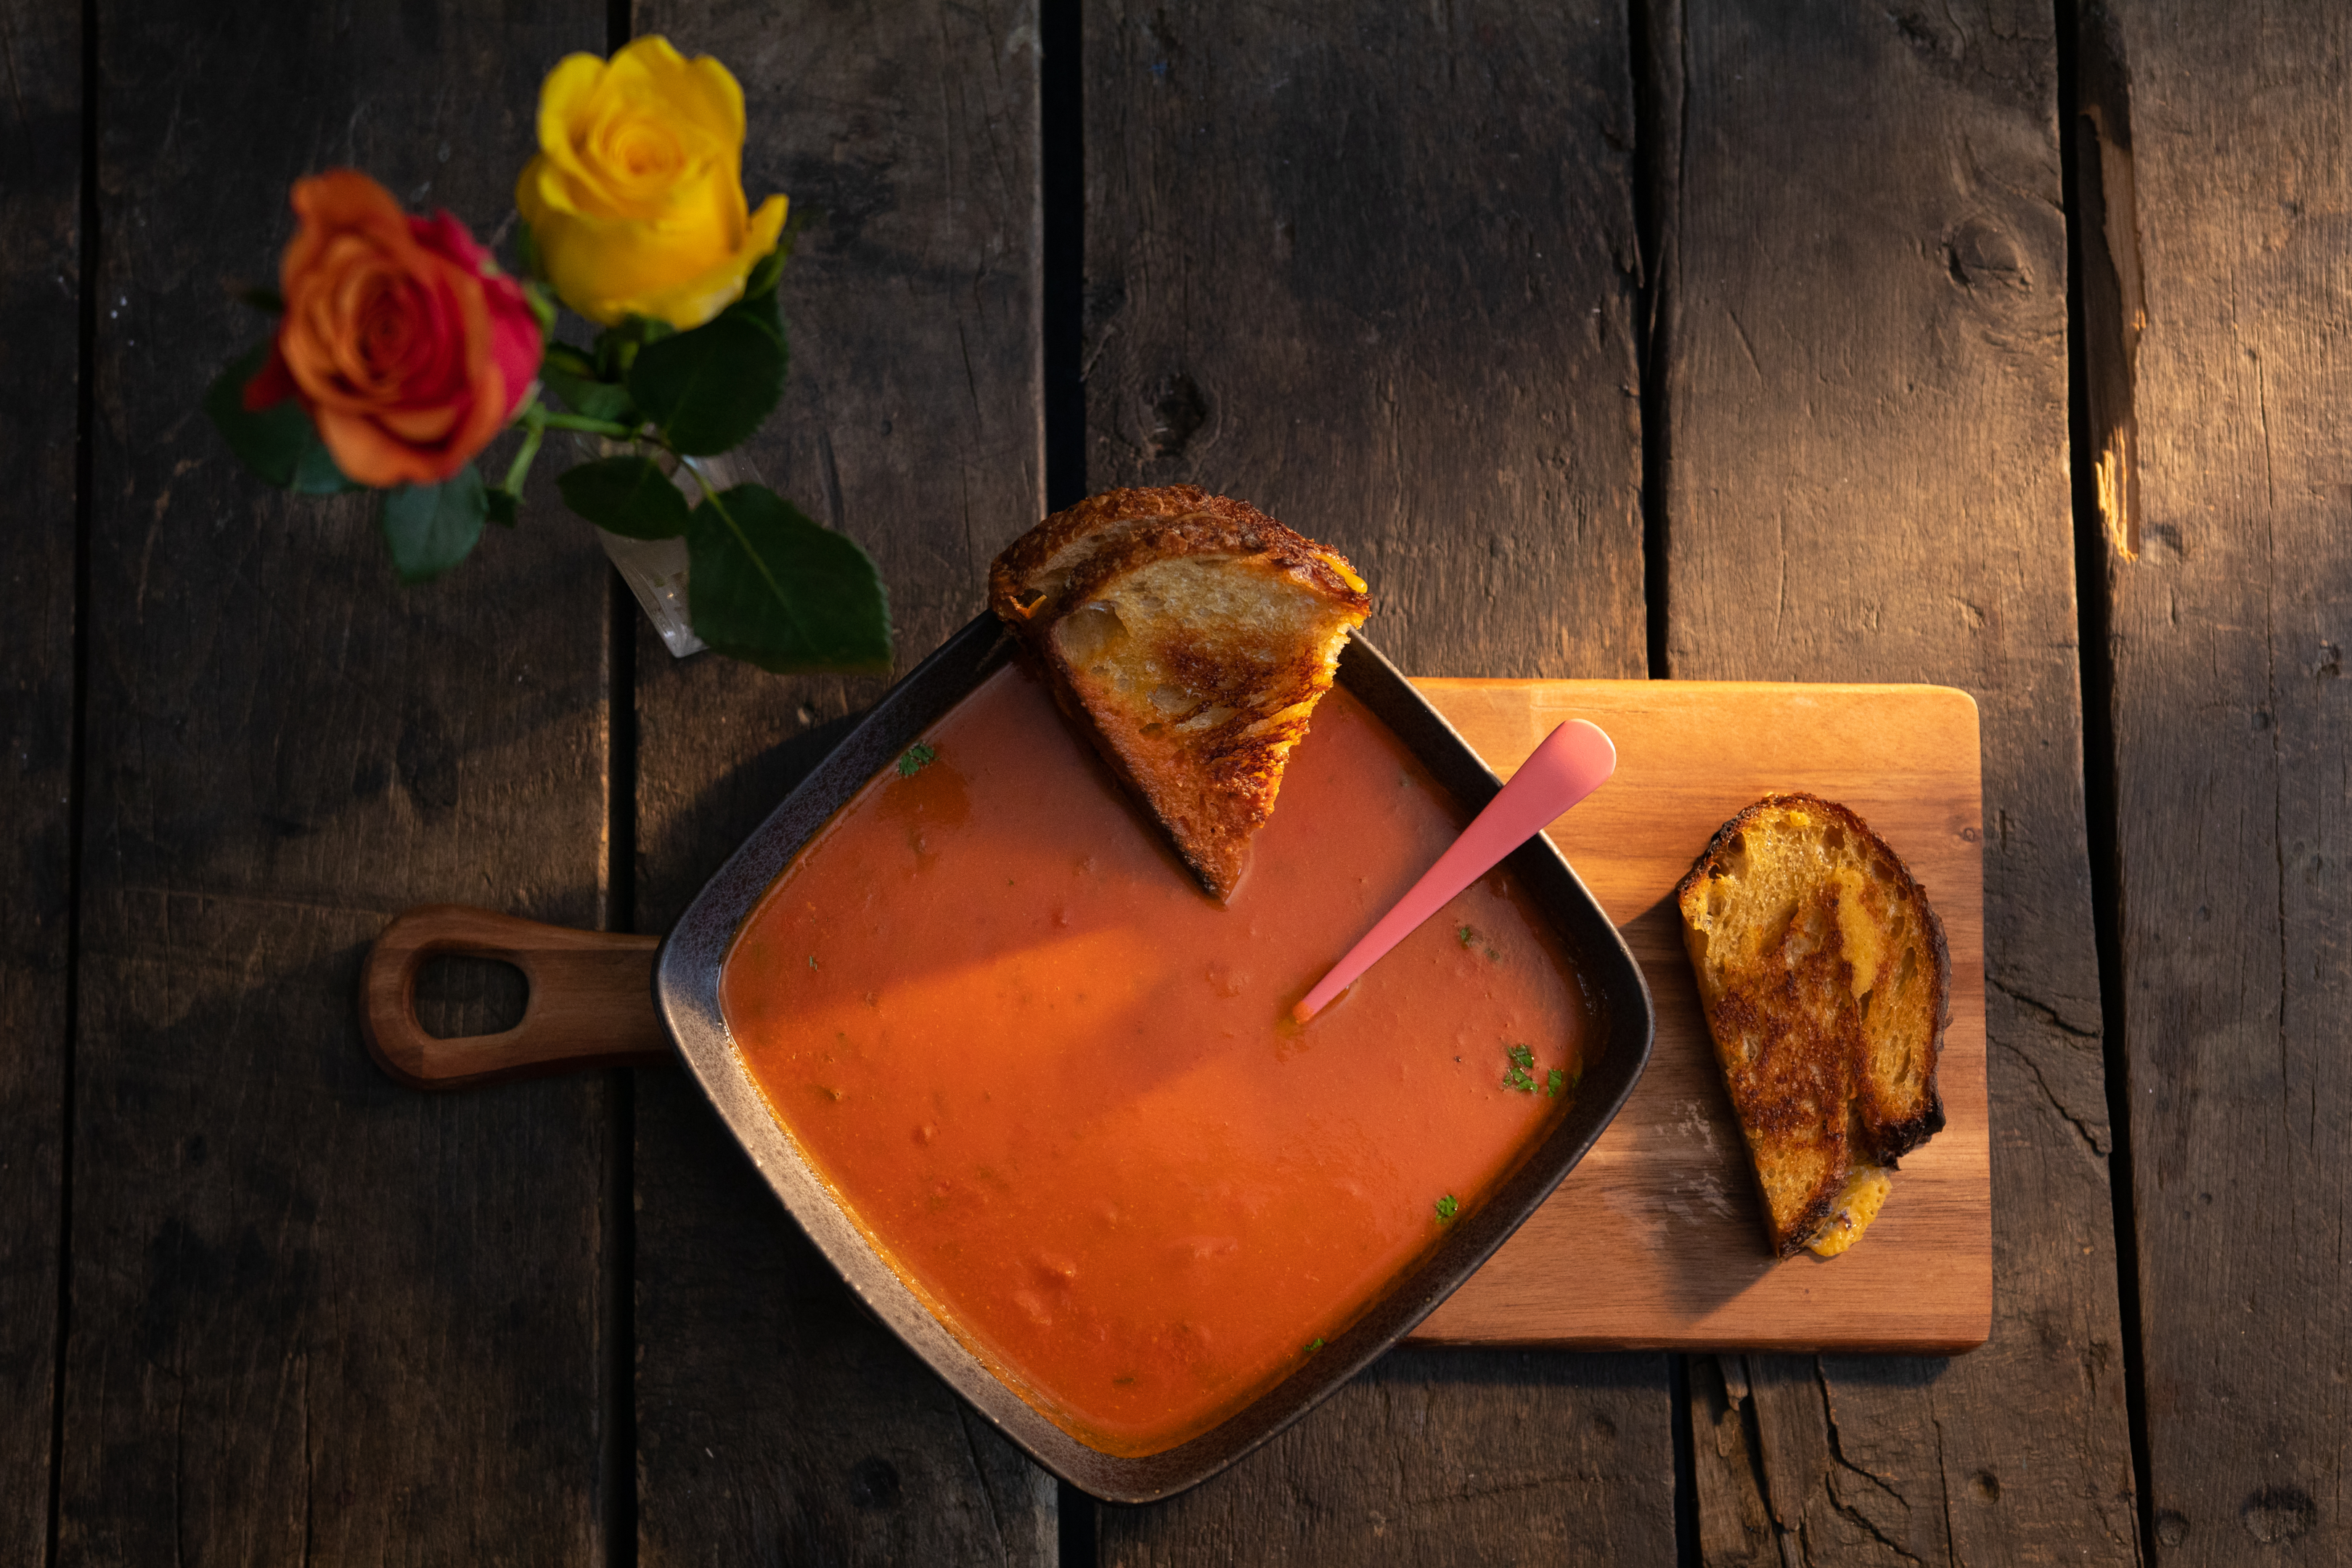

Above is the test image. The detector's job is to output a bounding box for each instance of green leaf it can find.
[380,465,489,583]
[287,435,358,497]
[628,307,788,455]
[542,343,639,425]
[685,483,890,674]
[742,242,787,301]
[725,274,784,340]
[203,342,358,494]
[557,455,692,539]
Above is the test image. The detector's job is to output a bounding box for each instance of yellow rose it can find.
[516,36,788,330]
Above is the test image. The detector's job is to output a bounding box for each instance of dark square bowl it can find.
[653,613,1655,1503]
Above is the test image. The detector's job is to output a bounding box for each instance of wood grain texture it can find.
[1099,1350,1672,1567]
[1085,1,1674,1559]
[625,1,1054,1560]
[1410,681,1990,1350]
[1082,0,1648,684]
[1662,0,2139,1559]
[0,0,78,1553]
[60,4,616,1561]
[2091,3,2352,1560]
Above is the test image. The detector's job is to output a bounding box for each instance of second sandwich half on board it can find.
[1676,793,1950,1259]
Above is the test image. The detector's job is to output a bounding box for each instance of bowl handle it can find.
[360,905,672,1089]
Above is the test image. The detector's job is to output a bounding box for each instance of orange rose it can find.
[245,170,542,488]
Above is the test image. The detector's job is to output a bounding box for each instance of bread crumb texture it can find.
[1675,794,1949,1259]
[989,487,1371,900]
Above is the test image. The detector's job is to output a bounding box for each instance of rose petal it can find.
[242,346,300,411]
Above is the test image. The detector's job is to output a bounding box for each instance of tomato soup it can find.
[719,661,1595,1455]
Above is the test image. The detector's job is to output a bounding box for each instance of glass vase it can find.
[585,445,758,659]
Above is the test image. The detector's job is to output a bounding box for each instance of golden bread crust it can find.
[989,486,1371,899]
[989,486,1368,623]
[1675,793,1950,1258]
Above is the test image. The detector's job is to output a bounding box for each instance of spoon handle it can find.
[1293,719,1617,1021]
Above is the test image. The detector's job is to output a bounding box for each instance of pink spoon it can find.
[1291,719,1617,1022]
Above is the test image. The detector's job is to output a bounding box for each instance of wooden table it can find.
[4,0,2332,1561]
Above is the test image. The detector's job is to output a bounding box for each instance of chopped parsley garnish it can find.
[1459,924,1500,960]
[897,742,938,777]
[1457,924,1477,947]
[1435,1194,1460,1225]
[1306,1337,1325,1353]
[1503,1043,1539,1093]
[1547,1068,1567,1098]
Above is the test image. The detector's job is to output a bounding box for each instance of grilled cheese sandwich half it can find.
[989,486,1371,902]
[1676,794,1949,1258]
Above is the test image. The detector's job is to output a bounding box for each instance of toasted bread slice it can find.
[989,487,1371,900]
[1675,794,1949,1257]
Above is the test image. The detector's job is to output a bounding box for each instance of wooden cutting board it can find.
[1400,679,1990,1352]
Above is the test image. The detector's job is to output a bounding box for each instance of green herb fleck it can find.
[1435,1193,1460,1225]
[1306,1337,1325,1353]
[1458,924,1500,960]
[808,955,818,969]
[897,742,938,777]
[1547,1068,1567,1098]
[1503,1045,1540,1093]
[1113,1375,1136,1386]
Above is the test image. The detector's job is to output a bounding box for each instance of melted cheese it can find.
[1805,1163,1892,1258]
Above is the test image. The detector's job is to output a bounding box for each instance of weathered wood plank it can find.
[59,4,614,1560]
[1100,1351,1673,1565]
[0,0,79,1555]
[1662,0,2138,1561]
[1083,0,1650,685]
[626,1,1053,1560]
[1083,1,1673,1559]
[2088,3,2352,1560]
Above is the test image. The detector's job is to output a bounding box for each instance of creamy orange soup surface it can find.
[719,661,1596,1456]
